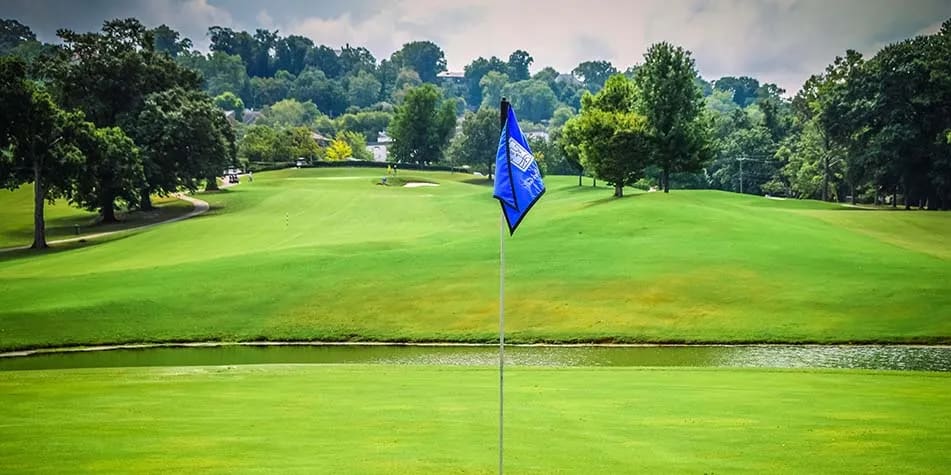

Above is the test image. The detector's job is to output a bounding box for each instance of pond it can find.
[1,344,949,372]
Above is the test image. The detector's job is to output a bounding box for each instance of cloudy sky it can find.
[4,0,949,93]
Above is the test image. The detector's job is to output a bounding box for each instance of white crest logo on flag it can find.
[508,137,535,173]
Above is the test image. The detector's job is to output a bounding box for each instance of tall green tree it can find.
[131,88,235,209]
[572,60,617,91]
[347,70,382,108]
[479,71,509,109]
[634,42,712,192]
[72,125,144,223]
[0,18,36,54]
[387,84,456,163]
[501,80,557,122]
[564,75,650,197]
[291,68,347,116]
[463,56,508,107]
[151,24,192,58]
[0,57,86,249]
[274,35,313,76]
[448,108,498,177]
[507,50,533,81]
[53,19,203,127]
[391,41,446,84]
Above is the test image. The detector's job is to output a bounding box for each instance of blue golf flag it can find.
[493,106,545,235]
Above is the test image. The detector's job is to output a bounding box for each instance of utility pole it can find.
[736,156,749,194]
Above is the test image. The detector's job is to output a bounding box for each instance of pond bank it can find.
[2,341,949,372]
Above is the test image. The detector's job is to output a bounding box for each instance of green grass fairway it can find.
[0,365,948,473]
[0,168,949,350]
[0,185,193,249]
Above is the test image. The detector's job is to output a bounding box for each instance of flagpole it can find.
[498,209,505,475]
[498,97,509,475]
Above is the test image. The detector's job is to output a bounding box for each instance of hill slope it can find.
[0,168,948,350]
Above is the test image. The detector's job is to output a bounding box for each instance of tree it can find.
[501,80,557,122]
[572,60,617,91]
[151,24,192,58]
[335,111,392,142]
[259,98,321,127]
[131,88,235,209]
[0,19,36,54]
[214,91,245,119]
[391,41,446,84]
[177,51,250,100]
[325,137,353,161]
[72,126,144,223]
[239,125,280,162]
[713,76,760,107]
[347,70,382,108]
[463,56,508,107]
[448,108,498,177]
[634,42,712,192]
[291,68,347,116]
[550,105,575,130]
[274,35,313,76]
[53,19,202,127]
[480,71,509,109]
[388,84,456,163]
[337,131,371,161]
[305,45,342,79]
[533,66,559,84]
[564,75,650,197]
[338,44,376,76]
[250,70,294,107]
[0,57,86,249]
[507,50,533,81]
[285,126,321,162]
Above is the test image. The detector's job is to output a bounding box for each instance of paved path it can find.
[0,193,211,253]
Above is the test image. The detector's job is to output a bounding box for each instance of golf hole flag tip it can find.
[493,105,546,235]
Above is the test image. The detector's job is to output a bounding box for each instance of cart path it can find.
[0,193,211,253]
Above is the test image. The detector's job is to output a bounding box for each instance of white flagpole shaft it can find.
[499,211,505,475]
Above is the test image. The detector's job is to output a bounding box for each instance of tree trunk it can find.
[577,169,582,186]
[892,184,897,208]
[205,175,219,191]
[31,156,47,250]
[592,177,596,187]
[614,182,623,197]
[140,188,153,211]
[662,167,670,193]
[850,183,855,205]
[101,188,117,223]
[821,155,829,202]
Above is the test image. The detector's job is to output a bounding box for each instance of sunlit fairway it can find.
[0,167,949,351]
[0,365,948,473]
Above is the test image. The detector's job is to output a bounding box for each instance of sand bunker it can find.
[403,182,439,188]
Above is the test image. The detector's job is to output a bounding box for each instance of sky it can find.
[3,0,949,94]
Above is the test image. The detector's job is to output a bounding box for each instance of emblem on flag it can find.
[493,105,545,235]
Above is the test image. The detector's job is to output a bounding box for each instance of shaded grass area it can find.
[0,168,949,351]
[0,365,947,473]
[0,185,192,249]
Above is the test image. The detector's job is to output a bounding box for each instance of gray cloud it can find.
[3,0,949,93]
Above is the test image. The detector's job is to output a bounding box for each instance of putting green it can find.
[0,168,949,350]
[0,365,948,473]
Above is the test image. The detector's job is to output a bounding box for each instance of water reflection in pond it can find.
[1,344,949,372]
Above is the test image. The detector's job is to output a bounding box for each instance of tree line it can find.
[3,15,949,233]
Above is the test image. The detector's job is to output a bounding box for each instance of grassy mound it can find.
[0,167,948,350]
